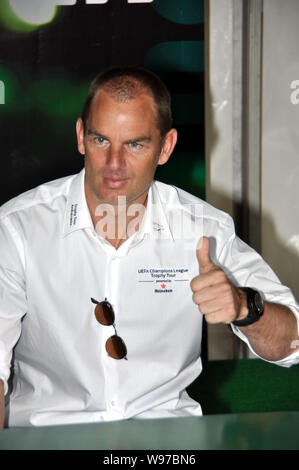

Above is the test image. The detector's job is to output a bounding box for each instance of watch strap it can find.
[232,287,264,327]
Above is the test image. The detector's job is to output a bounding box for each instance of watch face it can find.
[254,292,263,313]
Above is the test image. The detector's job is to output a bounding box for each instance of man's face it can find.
[76,89,177,210]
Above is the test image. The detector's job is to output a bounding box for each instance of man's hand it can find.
[190,236,248,324]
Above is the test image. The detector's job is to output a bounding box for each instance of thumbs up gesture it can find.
[190,237,247,324]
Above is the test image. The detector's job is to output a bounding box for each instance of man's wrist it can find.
[232,287,265,327]
[235,287,249,322]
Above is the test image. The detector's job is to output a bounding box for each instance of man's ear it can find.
[76,118,85,156]
[157,128,178,166]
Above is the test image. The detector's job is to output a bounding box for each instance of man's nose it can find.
[106,145,125,169]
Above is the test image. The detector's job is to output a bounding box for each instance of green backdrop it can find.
[0,0,205,204]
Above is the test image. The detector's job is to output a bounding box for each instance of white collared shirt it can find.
[1,169,299,427]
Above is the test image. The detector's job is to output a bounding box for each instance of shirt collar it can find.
[62,169,93,237]
[139,182,203,249]
[136,181,174,243]
[62,171,174,243]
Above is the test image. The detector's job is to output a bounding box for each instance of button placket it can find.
[102,254,123,415]
[109,256,119,297]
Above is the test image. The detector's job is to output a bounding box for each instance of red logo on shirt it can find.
[161,283,166,288]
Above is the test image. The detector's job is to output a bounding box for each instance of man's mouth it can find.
[103,176,129,189]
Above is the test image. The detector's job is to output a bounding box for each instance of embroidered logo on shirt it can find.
[70,203,78,227]
[153,222,164,232]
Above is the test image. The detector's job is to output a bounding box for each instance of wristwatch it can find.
[232,287,264,327]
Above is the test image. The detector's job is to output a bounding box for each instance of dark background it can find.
[0,0,205,204]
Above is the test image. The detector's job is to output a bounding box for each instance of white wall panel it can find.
[206,0,299,359]
[261,0,299,300]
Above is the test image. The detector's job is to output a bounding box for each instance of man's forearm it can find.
[0,380,4,429]
[238,301,299,361]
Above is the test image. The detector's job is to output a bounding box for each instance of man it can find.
[0,66,299,428]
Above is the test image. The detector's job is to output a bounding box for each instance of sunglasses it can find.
[91,297,127,360]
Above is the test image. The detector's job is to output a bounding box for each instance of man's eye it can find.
[96,136,106,144]
[130,141,142,149]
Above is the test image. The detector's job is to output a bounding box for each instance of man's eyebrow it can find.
[86,129,152,144]
[125,136,152,144]
[86,129,107,138]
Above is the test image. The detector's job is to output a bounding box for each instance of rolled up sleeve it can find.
[218,216,299,367]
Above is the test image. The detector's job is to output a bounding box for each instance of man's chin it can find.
[93,185,150,208]
[95,192,130,207]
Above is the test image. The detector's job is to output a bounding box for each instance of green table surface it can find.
[0,411,299,450]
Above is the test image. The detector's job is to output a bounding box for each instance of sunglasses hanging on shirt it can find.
[91,297,127,360]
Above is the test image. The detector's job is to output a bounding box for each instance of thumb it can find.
[196,237,215,273]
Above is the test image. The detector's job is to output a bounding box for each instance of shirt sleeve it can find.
[217,215,299,367]
[0,215,27,394]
